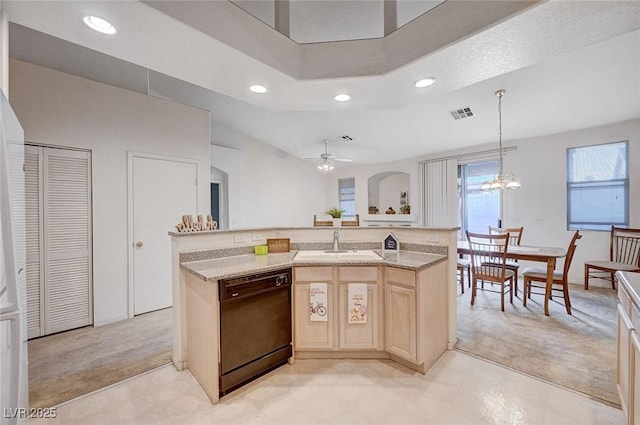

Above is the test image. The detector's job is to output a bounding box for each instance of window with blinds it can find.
[338,177,356,217]
[567,141,628,231]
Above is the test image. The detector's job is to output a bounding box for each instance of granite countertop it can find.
[618,271,640,308]
[169,225,459,237]
[181,250,447,281]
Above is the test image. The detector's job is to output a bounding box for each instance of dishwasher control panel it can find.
[219,269,291,302]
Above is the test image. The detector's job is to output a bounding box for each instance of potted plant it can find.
[400,204,411,214]
[325,207,345,227]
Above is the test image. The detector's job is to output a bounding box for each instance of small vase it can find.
[332,218,342,227]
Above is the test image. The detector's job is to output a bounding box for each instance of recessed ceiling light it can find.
[249,84,268,94]
[414,77,436,88]
[82,16,117,35]
[334,94,351,102]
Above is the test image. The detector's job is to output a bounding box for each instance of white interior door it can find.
[132,155,197,315]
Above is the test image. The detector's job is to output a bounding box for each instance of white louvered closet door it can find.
[23,145,43,338]
[43,148,92,335]
[24,145,92,337]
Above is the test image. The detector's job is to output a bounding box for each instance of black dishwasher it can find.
[218,268,292,396]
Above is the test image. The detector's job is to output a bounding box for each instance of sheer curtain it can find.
[421,159,458,228]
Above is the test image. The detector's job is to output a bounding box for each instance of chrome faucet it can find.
[333,229,340,252]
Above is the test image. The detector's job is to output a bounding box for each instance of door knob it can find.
[135,241,144,248]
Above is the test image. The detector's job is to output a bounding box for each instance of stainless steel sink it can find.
[293,250,383,262]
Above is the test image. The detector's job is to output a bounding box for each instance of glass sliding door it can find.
[458,160,501,239]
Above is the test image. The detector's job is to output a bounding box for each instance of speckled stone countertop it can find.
[181,250,447,281]
[169,225,458,237]
[618,271,640,308]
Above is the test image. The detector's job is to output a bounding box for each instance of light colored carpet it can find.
[28,307,173,409]
[455,282,619,406]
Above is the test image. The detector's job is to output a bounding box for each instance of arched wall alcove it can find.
[368,171,410,214]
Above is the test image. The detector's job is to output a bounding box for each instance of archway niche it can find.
[367,171,410,215]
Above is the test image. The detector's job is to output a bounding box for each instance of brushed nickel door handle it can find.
[135,241,144,248]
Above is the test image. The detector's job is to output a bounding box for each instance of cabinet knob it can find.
[135,241,144,248]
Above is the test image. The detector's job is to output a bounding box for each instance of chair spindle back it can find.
[611,226,640,267]
[466,231,511,281]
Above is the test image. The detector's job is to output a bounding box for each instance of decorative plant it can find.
[400,204,411,214]
[325,207,344,218]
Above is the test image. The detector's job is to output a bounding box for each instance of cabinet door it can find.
[632,331,640,425]
[619,304,634,417]
[338,283,380,350]
[293,282,334,350]
[385,284,417,362]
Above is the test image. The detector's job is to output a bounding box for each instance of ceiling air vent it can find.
[449,107,474,120]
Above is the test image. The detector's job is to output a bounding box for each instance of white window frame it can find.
[338,177,356,217]
[566,140,629,231]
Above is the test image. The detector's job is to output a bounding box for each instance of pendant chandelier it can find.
[481,89,522,191]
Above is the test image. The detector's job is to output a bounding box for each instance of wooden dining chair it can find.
[584,226,640,290]
[488,226,524,295]
[313,215,333,227]
[457,258,471,294]
[522,230,581,315]
[466,231,514,311]
[341,214,360,227]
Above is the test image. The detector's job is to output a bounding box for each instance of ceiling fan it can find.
[304,139,352,171]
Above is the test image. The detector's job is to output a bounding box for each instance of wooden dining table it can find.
[457,241,567,316]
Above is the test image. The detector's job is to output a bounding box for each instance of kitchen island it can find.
[616,270,640,423]
[171,226,457,404]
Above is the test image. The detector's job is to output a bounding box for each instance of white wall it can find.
[331,118,640,284]
[211,122,328,228]
[9,59,211,326]
[378,172,410,213]
[505,119,639,284]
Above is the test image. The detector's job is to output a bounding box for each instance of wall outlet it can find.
[234,234,249,244]
[535,217,544,224]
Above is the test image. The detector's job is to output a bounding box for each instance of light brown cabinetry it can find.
[293,261,447,374]
[632,332,640,425]
[618,282,640,425]
[338,266,382,351]
[293,266,382,352]
[619,302,634,418]
[385,283,417,361]
[384,262,447,373]
[293,267,334,350]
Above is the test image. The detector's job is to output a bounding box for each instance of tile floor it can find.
[28,350,623,425]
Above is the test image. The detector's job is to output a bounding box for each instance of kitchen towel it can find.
[348,283,368,324]
[309,282,328,322]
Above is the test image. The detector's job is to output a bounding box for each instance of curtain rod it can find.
[419,146,517,164]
